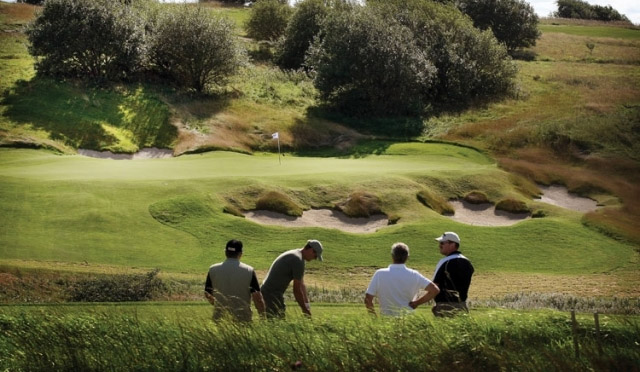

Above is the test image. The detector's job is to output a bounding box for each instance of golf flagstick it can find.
[272,132,281,165]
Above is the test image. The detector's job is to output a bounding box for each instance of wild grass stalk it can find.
[1,308,638,371]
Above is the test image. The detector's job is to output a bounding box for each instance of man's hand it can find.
[204,292,215,306]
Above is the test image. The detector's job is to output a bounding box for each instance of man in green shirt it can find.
[260,239,324,318]
[205,239,266,322]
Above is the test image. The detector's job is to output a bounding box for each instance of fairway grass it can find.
[0,146,637,302]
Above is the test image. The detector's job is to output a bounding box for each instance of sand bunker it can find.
[245,209,389,234]
[447,200,530,226]
[538,185,598,213]
[78,148,173,160]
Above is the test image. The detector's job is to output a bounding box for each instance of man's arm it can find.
[252,291,266,318]
[409,282,440,309]
[204,274,215,305]
[293,278,311,316]
[364,293,376,316]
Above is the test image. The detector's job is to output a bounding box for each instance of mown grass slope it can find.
[0,3,638,303]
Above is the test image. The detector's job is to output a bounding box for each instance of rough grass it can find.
[334,190,383,218]
[416,188,454,215]
[495,198,531,214]
[463,190,490,204]
[255,190,304,217]
[0,305,638,371]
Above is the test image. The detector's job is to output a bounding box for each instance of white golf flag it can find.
[272,132,279,139]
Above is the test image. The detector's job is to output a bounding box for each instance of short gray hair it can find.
[391,242,409,263]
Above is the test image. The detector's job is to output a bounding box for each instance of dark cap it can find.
[225,239,243,253]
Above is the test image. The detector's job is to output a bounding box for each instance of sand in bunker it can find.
[245,209,389,234]
[78,148,173,160]
[538,185,598,213]
[447,200,530,227]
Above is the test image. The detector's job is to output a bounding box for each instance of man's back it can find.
[208,258,255,321]
[366,264,431,316]
[261,249,305,296]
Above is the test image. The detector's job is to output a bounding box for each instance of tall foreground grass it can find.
[0,306,638,371]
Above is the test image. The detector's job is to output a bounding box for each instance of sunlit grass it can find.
[1,304,638,371]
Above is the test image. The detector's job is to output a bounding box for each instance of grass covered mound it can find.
[255,190,304,217]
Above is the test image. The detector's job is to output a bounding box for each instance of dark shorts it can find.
[263,292,286,319]
[432,302,468,317]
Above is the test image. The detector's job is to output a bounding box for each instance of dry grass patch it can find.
[335,191,383,218]
[498,148,640,244]
[0,3,37,27]
[533,32,640,64]
[495,198,530,213]
[463,190,491,204]
[416,188,454,215]
[256,190,304,217]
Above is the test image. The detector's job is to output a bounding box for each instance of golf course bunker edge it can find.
[245,209,389,234]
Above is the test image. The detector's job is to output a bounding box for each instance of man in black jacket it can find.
[432,232,474,317]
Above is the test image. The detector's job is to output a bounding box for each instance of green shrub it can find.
[255,190,303,216]
[416,189,454,215]
[306,6,435,117]
[67,269,165,302]
[245,0,293,41]
[496,198,530,213]
[26,0,147,81]
[456,0,540,52]
[531,209,547,218]
[150,5,244,93]
[335,191,383,218]
[275,0,332,70]
[308,0,517,118]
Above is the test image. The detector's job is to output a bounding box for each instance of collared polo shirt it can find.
[366,264,432,316]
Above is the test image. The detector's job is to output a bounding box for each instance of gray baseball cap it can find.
[307,239,323,261]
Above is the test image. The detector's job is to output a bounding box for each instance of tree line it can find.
[26,0,539,121]
[554,0,631,23]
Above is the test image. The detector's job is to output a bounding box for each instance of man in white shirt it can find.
[365,242,440,316]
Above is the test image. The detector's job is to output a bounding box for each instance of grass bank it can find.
[1,303,638,371]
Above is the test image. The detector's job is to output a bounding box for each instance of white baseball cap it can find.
[435,232,460,244]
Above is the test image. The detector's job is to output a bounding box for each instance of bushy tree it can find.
[383,0,516,105]
[555,0,630,22]
[150,6,244,93]
[26,0,147,81]
[275,0,331,70]
[556,0,594,19]
[456,0,540,52]
[306,7,436,117]
[307,0,516,117]
[245,0,293,41]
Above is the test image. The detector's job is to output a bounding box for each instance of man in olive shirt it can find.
[205,239,266,322]
[260,239,324,318]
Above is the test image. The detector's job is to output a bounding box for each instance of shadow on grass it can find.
[2,76,177,151]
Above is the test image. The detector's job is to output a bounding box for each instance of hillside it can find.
[0,2,639,306]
